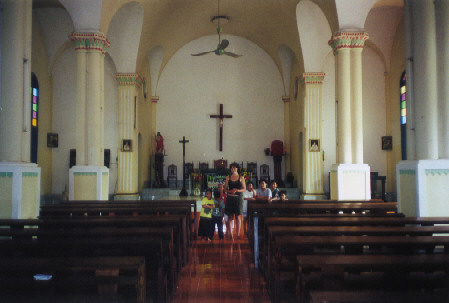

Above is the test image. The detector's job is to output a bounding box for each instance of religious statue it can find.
[154,132,166,187]
[156,132,165,154]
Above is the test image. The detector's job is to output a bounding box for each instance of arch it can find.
[106,1,144,73]
[296,0,332,72]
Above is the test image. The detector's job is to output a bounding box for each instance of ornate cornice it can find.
[69,32,110,55]
[282,96,290,103]
[301,72,325,84]
[151,96,159,103]
[328,32,369,55]
[115,73,143,88]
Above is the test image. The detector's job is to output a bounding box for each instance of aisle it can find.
[171,237,271,303]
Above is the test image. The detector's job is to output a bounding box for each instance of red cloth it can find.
[271,140,284,156]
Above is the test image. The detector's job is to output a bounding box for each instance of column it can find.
[397,1,449,216]
[114,73,141,199]
[328,32,370,201]
[0,0,40,219]
[68,32,110,200]
[151,96,159,185]
[300,73,327,200]
[435,0,449,159]
[282,96,291,180]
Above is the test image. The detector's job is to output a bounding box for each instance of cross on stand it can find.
[179,136,189,197]
[210,104,232,152]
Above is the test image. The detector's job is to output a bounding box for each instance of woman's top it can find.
[200,197,215,218]
[228,176,242,196]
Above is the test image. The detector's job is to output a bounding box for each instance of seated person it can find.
[270,181,279,201]
[243,181,257,200]
[279,190,287,202]
[256,179,272,202]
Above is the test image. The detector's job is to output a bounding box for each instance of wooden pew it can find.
[271,235,449,303]
[0,218,179,302]
[247,200,400,268]
[296,254,449,303]
[0,256,146,303]
[41,199,195,248]
[39,213,189,269]
[264,225,449,287]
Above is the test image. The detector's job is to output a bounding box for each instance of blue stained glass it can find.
[33,88,38,97]
[400,116,406,125]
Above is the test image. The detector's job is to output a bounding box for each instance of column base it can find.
[0,162,41,218]
[69,166,109,200]
[114,193,140,200]
[397,160,449,217]
[301,193,328,200]
[330,163,371,201]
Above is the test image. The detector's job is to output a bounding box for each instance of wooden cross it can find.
[179,136,189,197]
[210,104,232,152]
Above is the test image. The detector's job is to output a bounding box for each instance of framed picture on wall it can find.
[47,133,58,148]
[382,136,392,150]
[309,139,320,152]
[122,139,132,152]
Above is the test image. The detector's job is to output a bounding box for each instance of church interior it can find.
[1,0,449,302]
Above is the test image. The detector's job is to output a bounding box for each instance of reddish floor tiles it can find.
[172,237,271,303]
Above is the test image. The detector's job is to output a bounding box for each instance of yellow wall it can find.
[136,56,153,190]
[0,173,13,218]
[73,173,97,200]
[289,61,305,191]
[22,172,39,218]
[31,16,53,196]
[387,17,405,193]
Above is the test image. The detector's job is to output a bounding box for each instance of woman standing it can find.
[224,163,246,240]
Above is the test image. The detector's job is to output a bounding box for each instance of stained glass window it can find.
[31,73,39,163]
[400,71,406,160]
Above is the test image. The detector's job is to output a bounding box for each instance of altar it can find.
[189,168,255,195]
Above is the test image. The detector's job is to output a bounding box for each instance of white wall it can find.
[321,52,336,193]
[157,35,284,181]
[51,50,118,195]
[363,47,387,175]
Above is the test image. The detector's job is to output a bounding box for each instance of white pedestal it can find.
[330,163,371,201]
[0,162,41,218]
[397,160,449,217]
[69,166,109,200]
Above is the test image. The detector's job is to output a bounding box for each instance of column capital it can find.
[151,96,159,103]
[282,96,290,103]
[115,73,143,88]
[69,32,110,55]
[328,31,369,55]
[301,72,326,84]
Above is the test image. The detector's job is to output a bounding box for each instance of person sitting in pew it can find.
[279,190,288,202]
[270,181,280,201]
[256,179,272,202]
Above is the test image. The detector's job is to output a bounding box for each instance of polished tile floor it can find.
[172,236,272,303]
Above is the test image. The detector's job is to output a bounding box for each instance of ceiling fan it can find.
[191,0,242,58]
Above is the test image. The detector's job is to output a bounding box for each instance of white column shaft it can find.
[411,0,439,160]
[86,51,102,166]
[0,0,29,162]
[435,0,449,159]
[75,51,87,165]
[351,48,363,164]
[336,49,352,164]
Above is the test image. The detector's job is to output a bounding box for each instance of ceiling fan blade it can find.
[223,51,243,58]
[191,51,214,56]
[219,39,229,50]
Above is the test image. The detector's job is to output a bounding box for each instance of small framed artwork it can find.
[309,139,320,152]
[122,139,132,152]
[382,136,392,150]
[47,133,58,148]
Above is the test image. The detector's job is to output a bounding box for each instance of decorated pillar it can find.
[282,96,291,178]
[300,73,326,200]
[397,1,449,216]
[0,0,40,219]
[328,32,371,201]
[114,74,141,199]
[68,32,110,200]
